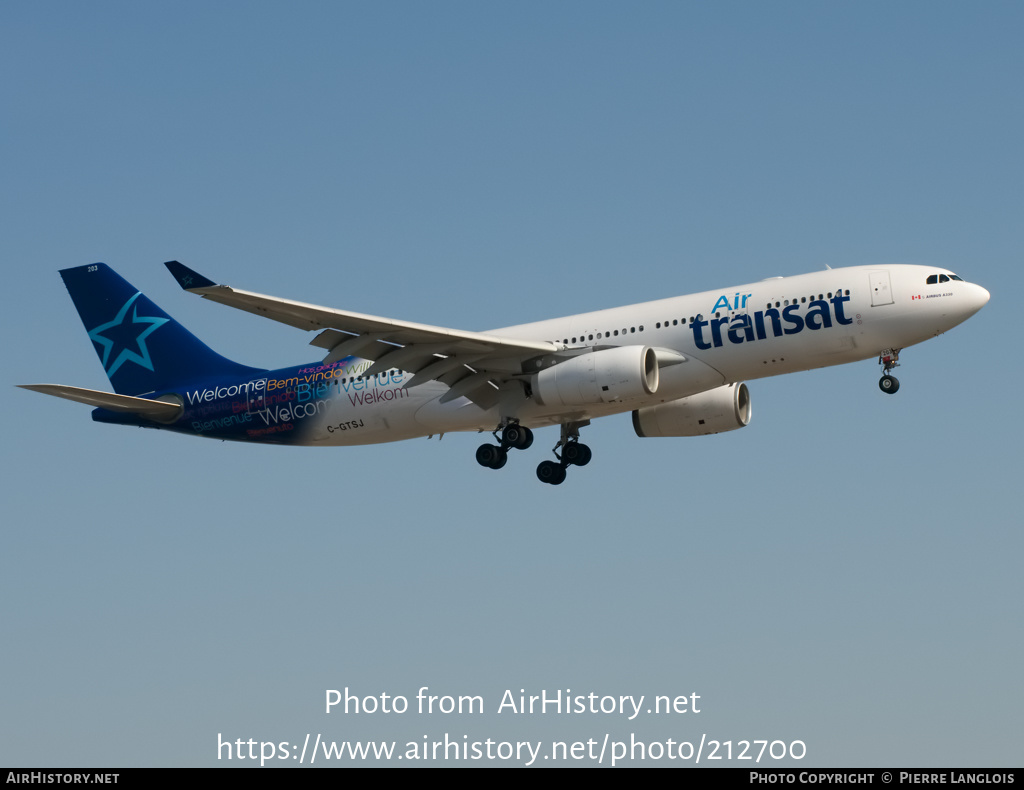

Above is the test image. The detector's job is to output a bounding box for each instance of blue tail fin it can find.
[60,263,265,395]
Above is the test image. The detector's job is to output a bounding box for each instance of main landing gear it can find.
[475,420,593,485]
[878,348,902,394]
[475,422,535,470]
[536,421,591,486]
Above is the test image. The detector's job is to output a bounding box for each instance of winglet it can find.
[164,260,217,290]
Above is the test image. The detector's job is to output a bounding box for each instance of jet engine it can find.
[533,346,659,408]
[632,382,751,437]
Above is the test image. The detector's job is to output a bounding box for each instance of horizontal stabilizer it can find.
[18,384,182,422]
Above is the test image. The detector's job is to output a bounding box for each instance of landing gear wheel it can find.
[501,424,534,450]
[561,442,592,467]
[476,444,508,469]
[879,375,900,394]
[537,460,567,485]
[877,348,902,394]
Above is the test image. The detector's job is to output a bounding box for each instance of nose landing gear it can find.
[878,348,901,394]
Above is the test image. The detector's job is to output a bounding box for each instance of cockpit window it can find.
[929,272,966,284]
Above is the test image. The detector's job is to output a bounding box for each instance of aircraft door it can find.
[869,270,894,307]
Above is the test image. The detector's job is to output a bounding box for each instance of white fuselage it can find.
[266,264,987,447]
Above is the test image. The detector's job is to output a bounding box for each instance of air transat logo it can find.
[692,293,853,350]
[87,292,169,378]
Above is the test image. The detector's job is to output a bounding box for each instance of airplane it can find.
[20,261,989,484]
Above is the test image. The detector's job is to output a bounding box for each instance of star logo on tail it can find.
[88,292,169,379]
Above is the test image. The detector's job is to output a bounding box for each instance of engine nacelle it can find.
[533,345,659,408]
[632,383,751,437]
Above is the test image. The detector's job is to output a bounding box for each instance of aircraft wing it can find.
[164,261,558,409]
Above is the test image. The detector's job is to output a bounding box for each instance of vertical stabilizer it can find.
[60,263,265,395]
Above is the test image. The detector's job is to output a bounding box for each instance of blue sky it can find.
[2,1,1021,767]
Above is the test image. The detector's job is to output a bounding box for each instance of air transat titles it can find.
[692,292,853,350]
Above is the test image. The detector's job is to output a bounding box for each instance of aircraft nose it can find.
[962,282,990,318]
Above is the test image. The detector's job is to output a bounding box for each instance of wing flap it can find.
[438,373,497,405]
[404,355,483,388]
